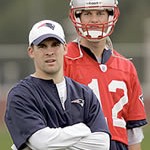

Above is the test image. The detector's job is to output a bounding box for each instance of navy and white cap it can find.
[29,20,66,46]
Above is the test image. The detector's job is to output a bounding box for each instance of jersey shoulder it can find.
[66,42,81,58]
[110,50,137,75]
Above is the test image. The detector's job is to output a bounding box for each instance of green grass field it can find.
[0,124,149,150]
[0,126,12,150]
[141,124,150,149]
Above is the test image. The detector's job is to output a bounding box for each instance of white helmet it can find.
[69,0,120,41]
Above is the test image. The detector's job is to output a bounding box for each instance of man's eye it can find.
[98,12,105,15]
[37,44,46,48]
[83,12,90,15]
[52,42,61,47]
[97,10,107,16]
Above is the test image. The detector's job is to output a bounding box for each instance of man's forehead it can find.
[38,37,61,44]
[81,9,107,12]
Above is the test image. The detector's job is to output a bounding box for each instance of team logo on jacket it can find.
[71,99,84,107]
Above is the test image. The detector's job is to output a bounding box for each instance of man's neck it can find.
[31,71,64,84]
[80,38,106,58]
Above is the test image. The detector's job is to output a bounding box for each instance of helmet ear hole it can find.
[107,10,114,16]
[75,12,81,18]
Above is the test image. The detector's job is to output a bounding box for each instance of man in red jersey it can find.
[64,0,148,150]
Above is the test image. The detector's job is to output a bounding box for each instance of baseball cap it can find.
[29,20,66,46]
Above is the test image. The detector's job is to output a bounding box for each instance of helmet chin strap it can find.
[81,29,111,42]
[83,30,106,38]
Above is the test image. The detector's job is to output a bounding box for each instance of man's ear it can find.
[63,43,68,55]
[27,46,34,58]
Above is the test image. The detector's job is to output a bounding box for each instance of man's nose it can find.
[45,46,54,55]
[90,14,99,23]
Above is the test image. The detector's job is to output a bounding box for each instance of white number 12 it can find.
[88,79,128,128]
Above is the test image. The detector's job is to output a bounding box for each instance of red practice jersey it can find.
[64,42,147,145]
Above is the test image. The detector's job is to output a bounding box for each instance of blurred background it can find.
[0,0,150,149]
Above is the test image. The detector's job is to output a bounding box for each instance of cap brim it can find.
[32,34,65,45]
